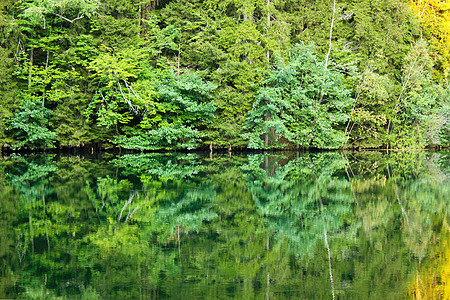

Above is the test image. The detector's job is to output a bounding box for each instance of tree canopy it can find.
[0,0,448,150]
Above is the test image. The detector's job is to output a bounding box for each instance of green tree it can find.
[243,43,352,149]
[0,0,18,145]
[108,70,216,150]
[388,40,448,148]
[6,98,57,149]
[344,68,393,147]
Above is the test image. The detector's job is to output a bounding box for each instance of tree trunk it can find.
[324,0,336,71]
[42,49,49,107]
[319,0,336,103]
[266,0,271,63]
[28,47,34,91]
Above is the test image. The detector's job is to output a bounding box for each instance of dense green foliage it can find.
[0,0,448,150]
[0,151,448,298]
[243,43,351,149]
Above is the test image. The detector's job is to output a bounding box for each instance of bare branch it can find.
[14,39,25,64]
[53,13,85,23]
[118,192,137,222]
[122,79,141,99]
[117,80,140,114]
[125,205,140,222]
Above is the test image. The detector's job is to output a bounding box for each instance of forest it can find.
[0,0,449,151]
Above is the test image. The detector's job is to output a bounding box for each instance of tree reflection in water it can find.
[0,151,448,299]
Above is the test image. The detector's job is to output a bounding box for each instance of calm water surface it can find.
[0,151,448,299]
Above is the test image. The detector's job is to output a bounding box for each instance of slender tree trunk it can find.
[139,4,142,38]
[265,232,270,300]
[323,222,335,300]
[177,225,181,261]
[266,0,271,63]
[264,110,269,147]
[210,142,213,160]
[28,47,34,91]
[387,163,410,225]
[42,186,50,253]
[29,209,34,254]
[319,0,337,103]
[177,41,181,76]
[386,54,419,149]
[318,195,335,300]
[42,49,49,107]
[324,0,336,71]
[341,73,366,148]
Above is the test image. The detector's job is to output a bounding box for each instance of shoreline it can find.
[1,143,448,156]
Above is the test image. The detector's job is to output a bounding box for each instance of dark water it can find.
[0,151,448,299]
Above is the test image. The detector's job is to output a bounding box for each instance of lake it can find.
[0,151,448,299]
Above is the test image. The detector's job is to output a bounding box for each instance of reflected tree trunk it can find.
[177,225,181,261]
[43,185,50,253]
[318,194,335,300]
[266,231,270,299]
[29,209,34,254]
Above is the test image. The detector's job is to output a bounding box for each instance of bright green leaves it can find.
[21,0,99,26]
[84,16,217,150]
[111,123,204,150]
[1,0,448,150]
[437,92,450,146]
[0,5,17,143]
[6,98,57,149]
[389,40,448,148]
[408,0,450,80]
[154,71,216,123]
[89,48,142,86]
[111,71,217,150]
[6,0,105,149]
[346,0,419,76]
[346,69,392,147]
[243,43,352,149]
[157,0,291,147]
[346,40,449,149]
[86,48,144,130]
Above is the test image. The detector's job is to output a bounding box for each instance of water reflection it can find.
[0,151,448,299]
